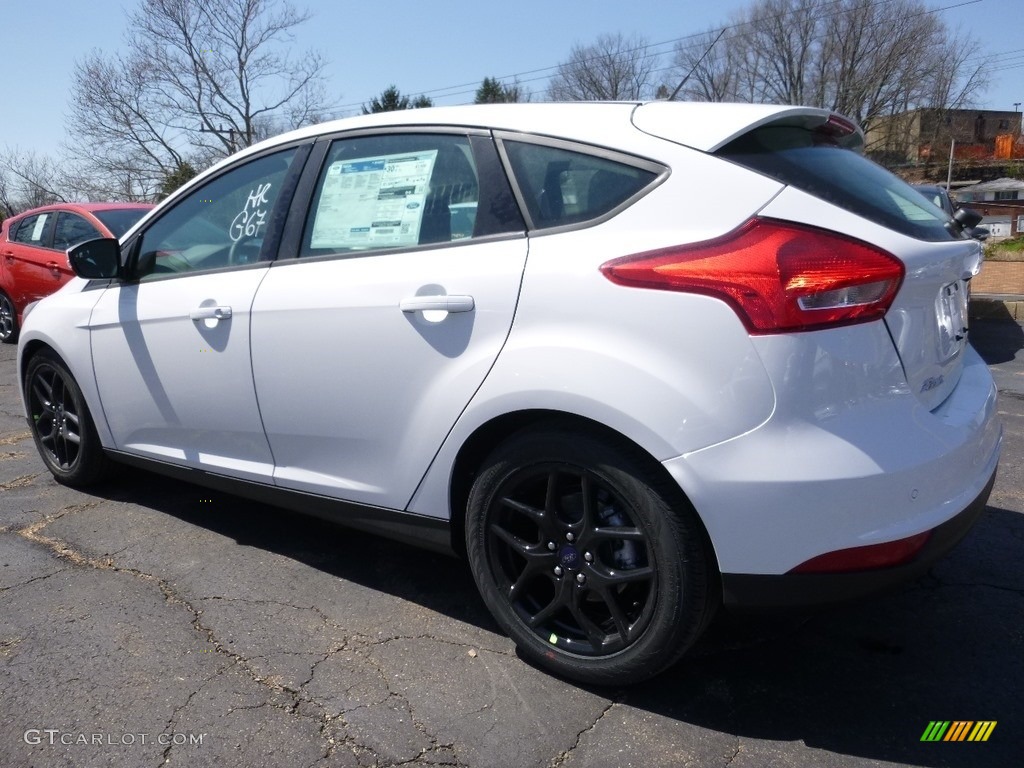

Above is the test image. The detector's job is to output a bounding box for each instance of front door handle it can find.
[47,261,61,276]
[400,295,475,313]
[189,305,233,321]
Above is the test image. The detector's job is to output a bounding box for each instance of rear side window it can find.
[719,126,956,242]
[12,213,52,246]
[502,141,658,229]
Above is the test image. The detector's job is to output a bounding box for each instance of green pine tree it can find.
[159,161,198,199]
[362,86,433,114]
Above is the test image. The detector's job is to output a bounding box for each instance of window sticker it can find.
[31,214,49,242]
[310,150,437,249]
[885,189,936,221]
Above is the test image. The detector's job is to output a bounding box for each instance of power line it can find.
[321,0,989,118]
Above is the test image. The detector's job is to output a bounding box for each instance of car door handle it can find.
[400,295,475,313]
[189,305,233,321]
[47,261,61,274]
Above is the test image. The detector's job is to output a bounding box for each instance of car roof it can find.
[159,101,862,216]
[7,202,153,220]
[199,100,859,174]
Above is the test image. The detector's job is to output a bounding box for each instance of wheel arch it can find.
[18,330,114,450]
[19,339,62,404]
[447,408,718,575]
[19,338,56,374]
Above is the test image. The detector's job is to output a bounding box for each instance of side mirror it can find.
[68,238,121,279]
[968,226,990,242]
[953,207,983,230]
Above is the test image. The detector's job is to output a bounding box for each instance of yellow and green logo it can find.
[921,721,996,742]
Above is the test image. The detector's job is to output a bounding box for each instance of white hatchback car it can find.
[18,102,1001,685]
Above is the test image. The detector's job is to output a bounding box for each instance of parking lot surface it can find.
[1,321,1022,768]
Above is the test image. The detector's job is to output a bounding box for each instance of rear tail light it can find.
[600,218,904,334]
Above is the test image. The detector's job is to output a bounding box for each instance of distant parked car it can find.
[912,184,989,241]
[0,203,153,342]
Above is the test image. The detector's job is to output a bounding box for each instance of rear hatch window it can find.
[94,208,151,239]
[718,126,958,243]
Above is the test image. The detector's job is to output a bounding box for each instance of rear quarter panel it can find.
[408,144,786,518]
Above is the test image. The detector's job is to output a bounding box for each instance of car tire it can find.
[0,290,17,343]
[465,425,714,686]
[24,350,114,486]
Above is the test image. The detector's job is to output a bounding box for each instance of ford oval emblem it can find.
[558,545,579,568]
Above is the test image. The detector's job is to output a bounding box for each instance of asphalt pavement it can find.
[1,324,1022,768]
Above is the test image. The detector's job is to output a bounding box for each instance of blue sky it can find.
[5,0,1022,160]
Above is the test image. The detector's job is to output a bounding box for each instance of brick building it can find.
[866,108,1023,164]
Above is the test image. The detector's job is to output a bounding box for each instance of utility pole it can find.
[198,124,237,153]
[946,138,955,191]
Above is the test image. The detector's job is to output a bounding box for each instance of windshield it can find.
[718,126,957,242]
[94,208,150,238]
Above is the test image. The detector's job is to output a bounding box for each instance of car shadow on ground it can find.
[94,470,499,629]
[636,504,1023,768]
[970,315,1024,364]
[89,472,1022,767]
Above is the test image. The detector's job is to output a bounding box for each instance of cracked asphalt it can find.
[2,320,1022,768]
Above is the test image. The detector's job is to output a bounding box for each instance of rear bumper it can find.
[720,466,996,609]
[662,327,1001,577]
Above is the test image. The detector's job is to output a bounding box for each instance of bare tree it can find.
[67,0,330,198]
[672,0,987,132]
[669,29,739,102]
[917,31,989,115]
[816,0,965,126]
[744,0,820,105]
[0,169,17,218]
[547,33,659,101]
[0,148,68,211]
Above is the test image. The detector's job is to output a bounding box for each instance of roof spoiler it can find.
[631,102,864,153]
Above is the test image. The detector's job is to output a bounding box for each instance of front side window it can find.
[502,141,658,229]
[12,213,51,246]
[301,134,482,258]
[53,213,101,251]
[136,148,296,278]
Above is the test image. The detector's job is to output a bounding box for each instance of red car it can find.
[0,202,153,342]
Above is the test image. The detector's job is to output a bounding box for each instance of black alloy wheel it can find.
[0,291,16,343]
[486,464,657,656]
[25,351,112,486]
[467,426,714,685]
